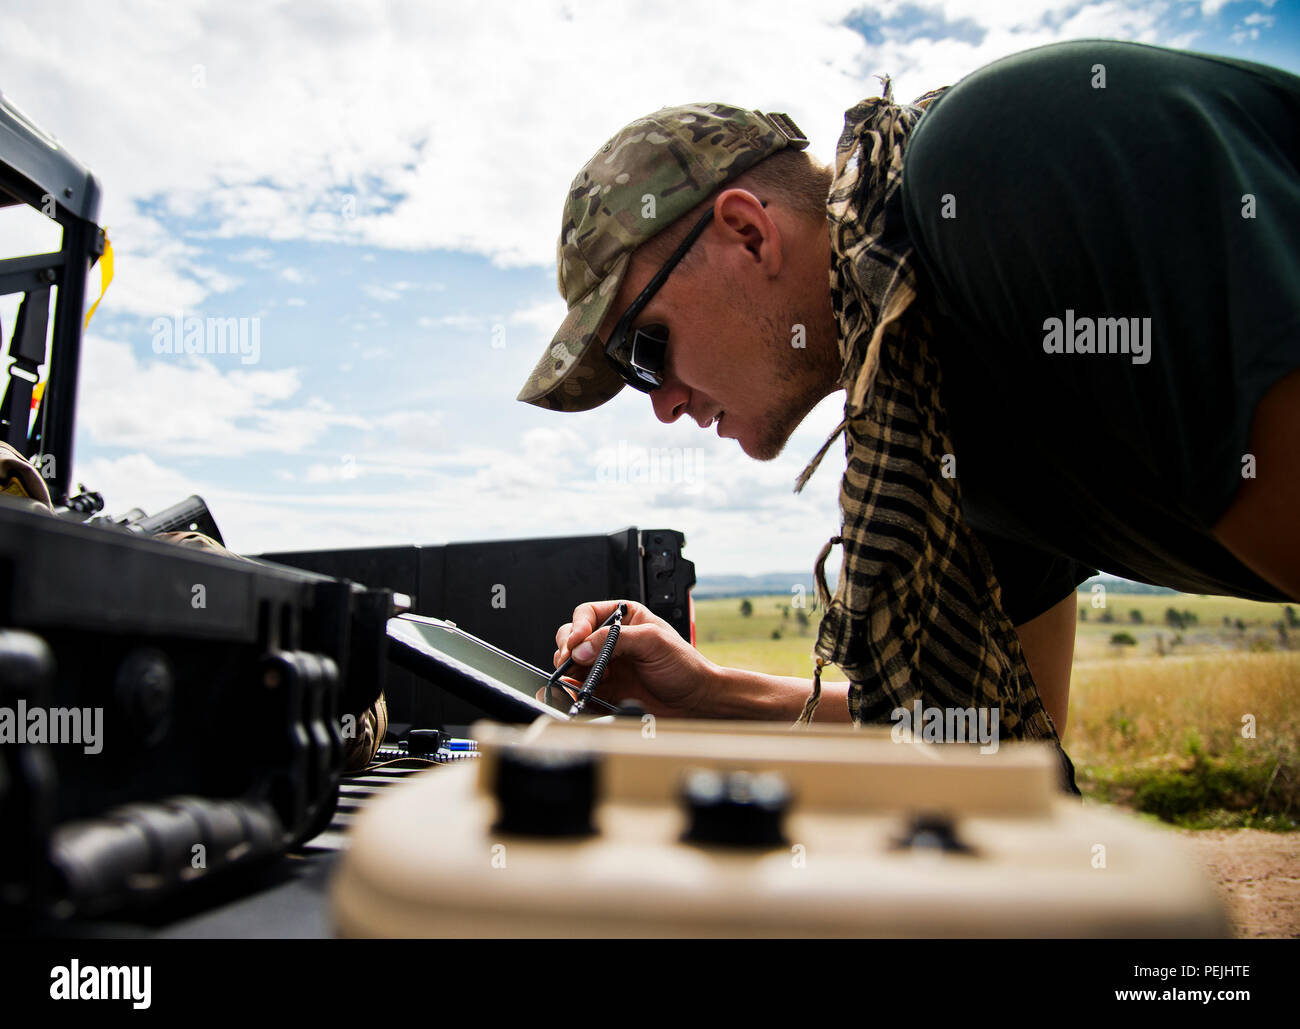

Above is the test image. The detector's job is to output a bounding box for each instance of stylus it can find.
[545,603,628,714]
[567,603,627,716]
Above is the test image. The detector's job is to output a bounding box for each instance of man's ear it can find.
[713,188,780,272]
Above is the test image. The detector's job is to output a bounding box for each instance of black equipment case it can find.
[260,527,696,729]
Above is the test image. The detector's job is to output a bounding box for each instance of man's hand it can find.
[546,600,856,722]
[550,600,718,717]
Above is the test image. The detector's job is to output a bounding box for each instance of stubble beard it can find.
[744,302,841,461]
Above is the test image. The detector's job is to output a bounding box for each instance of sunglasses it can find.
[603,206,718,393]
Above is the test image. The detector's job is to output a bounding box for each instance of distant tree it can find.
[1181,610,1198,626]
[1235,618,1246,632]
[1287,605,1299,628]
[770,629,782,640]
[1098,610,1114,624]
[795,610,810,634]
[1165,608,1185,630]
[1129,609,1143,624]
[739,599,753,617]
[1109,632,1138,646]
[1223,616,1233,628]
[1078,608,1088,622]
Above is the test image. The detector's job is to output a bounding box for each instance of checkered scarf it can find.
[794,79,1078,793]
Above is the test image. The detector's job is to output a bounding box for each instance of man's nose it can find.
[650,382,689,424]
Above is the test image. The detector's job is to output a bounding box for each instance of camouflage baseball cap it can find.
[517,103,809,412]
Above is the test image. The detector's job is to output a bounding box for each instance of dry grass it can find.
[1068,653,1300,760]
[1067,653,1300,827]
[695,595,1300,828]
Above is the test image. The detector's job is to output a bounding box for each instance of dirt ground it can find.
[1178,829,1300,938]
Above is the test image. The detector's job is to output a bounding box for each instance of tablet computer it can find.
[386,613,570,723]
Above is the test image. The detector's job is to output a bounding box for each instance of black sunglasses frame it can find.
[603,206,717,393]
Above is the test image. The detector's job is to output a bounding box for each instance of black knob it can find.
[113,649,174,747]
[405,729,445,757]
[681,769,790,848]
[492,748,597,837]
[893,812,974,855]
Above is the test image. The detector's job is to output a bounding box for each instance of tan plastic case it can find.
[331,719,1228,937]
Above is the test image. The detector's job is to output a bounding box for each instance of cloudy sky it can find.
[1,0,1296,574]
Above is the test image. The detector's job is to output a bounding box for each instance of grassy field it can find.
[694,592,1300,829]
[1073,591,1298,662]
[694,593,846,680]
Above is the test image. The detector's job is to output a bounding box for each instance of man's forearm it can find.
[700,665,853,722]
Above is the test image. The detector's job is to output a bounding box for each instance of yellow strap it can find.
[83,233,114,329]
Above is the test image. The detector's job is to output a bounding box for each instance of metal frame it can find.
[0,90,104,506]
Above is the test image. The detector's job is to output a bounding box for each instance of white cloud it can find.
[70,382,850,571]
[414,298,565,340]
[362,283,401,302]
[230,246,273,264]
[93,210,243,319]
[361,280,426,302]
[431,314,485,330]
[77,452,210,517]
[1231,7,1276,41]
[77,335,368,456]
[509,298,568,335]
[0,0,1217,278]
[0,203,62,261]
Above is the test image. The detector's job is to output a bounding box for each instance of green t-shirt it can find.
[900,39,1300,618]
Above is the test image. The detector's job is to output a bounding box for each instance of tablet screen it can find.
[387,614,570,722]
